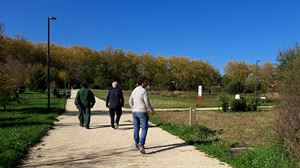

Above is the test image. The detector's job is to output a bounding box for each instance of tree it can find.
[0,66,16,110]
[27,64,47,92]
[224,61,250,82]
[0,23,6,62]
[3,58,26,96]
[260,62,278,92]
[275,45,300,165]
[0,59,22,110]
[244,73,255,93]
[226,80,244,94]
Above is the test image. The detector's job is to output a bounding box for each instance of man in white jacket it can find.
[129,76,154,154]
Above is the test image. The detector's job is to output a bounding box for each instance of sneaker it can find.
[138,144,145,154]
[134,144,139,149]
[115,124,119,129]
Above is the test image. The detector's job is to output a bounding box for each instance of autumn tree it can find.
[27,64,47,92]
[275,45,300,165]
[224,61,250,82]
[0,64,16,110]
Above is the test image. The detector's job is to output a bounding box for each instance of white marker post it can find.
[198,85,202,106]
[189,86,202,126]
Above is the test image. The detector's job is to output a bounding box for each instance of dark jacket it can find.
[106,88,124,109]
[75,87,96,109]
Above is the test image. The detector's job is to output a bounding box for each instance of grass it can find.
[149,109,292,167]
[0,91,66,168]
[93,90,222,108]
[93,89,277,109]
[155,109,276,145]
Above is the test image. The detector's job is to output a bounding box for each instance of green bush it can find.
[219,94,229,112]
[231,98,247,112]
[246,98,258,111]
[226,81,244,94]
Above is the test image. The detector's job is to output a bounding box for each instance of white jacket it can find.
[129,86,154,112]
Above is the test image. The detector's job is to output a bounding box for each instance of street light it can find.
[47,16,57,113]
[255,60,260,110]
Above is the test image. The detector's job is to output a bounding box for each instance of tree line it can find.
[0,24,221,92]
[0,23,279,98]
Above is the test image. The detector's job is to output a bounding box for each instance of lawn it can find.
[149,109,291,167]
[0,91,66,168]
[93,90,221,108]
[93,90,277,109]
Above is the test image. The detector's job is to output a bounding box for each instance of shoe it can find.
[85,126,90,129]
[138,144,145,154]
[80,123,84,127]
[134,143,139,149]
[115,124,119,129]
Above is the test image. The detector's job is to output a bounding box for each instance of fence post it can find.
[189,106,196,126]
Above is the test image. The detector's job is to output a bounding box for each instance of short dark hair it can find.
[137,76,148,86]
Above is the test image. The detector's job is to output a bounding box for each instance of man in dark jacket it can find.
[75,82,96,129]
[106,81,124,129]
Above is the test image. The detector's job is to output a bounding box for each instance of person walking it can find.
[106,81,124,129]
[74,82,96,129]
[129,76,154,154]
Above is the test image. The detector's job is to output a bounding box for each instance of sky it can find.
[0,0,299,73]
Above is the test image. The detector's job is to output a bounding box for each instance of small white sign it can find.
[198,85,202,97]
[235,94,240,100]
[260,96,266,100]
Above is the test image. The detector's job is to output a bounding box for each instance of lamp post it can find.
[47,16,57,113]
[255,60,260,110]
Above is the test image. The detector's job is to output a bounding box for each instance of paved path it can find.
[22,90,231,168]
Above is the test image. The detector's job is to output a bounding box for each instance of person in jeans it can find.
[106,81,124,129]
[129,76,154,154]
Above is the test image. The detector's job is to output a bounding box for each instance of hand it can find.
[150,108,155,114]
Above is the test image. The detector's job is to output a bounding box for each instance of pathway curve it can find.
[22,90,231,168]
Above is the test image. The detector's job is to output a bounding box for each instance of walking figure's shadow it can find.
[146,142,190,154]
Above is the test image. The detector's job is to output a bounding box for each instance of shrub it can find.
[231,98,247,112]
[246,97,258,111]
[219,94,229,112]
[275,45,300,166]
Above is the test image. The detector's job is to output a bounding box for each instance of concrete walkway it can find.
[22,90,231,168]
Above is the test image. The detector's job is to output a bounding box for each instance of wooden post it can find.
[189,106,196,126]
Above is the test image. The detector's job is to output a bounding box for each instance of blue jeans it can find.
[133,112,149,146]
